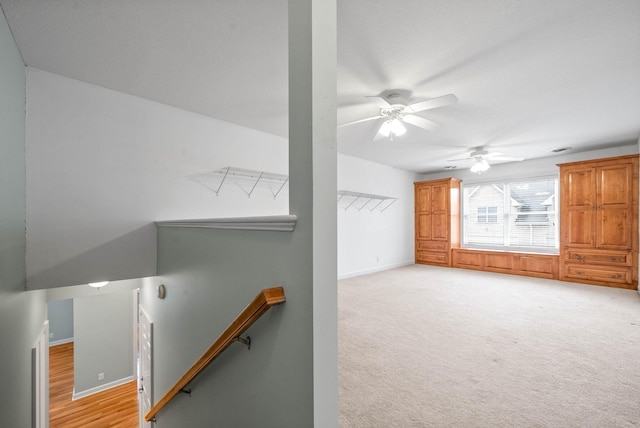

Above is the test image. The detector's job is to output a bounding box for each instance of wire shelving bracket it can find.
[190,167,289,199]
[337,190,397,212]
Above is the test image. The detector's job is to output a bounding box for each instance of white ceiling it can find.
[1,0,639,173]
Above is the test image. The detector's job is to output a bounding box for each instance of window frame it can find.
[461,175,559,254]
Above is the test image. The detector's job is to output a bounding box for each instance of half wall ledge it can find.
[155,215,297,232]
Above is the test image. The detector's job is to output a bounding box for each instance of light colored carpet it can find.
[338,264,640,427]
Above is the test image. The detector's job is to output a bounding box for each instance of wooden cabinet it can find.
[415,178,461,267]
[559,154,639,289]
[452,249,558,279]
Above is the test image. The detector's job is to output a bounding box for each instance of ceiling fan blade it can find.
[405,94,458,113]
[365,96,391,108]
[402,114,442,131]
[446,157,473,162]
[489,156,525,161]
[484,151,505,158]
[338,115,383,127]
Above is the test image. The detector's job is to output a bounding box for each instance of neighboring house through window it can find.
[462,177,558,253]
[477,206,498,223]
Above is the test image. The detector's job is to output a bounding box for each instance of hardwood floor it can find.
[49,342,139,428]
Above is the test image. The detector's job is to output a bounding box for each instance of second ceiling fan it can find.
[447,146,525,173]
[339,90,458,141]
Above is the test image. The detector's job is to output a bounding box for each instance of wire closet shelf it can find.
[337,190,397,212]
[190,167,289,199]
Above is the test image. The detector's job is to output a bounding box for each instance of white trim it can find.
[32,321,49,428]
[49,337,73,347]
[155,215,297,232]
[138,306,154,428]
[338,261,413,280]
[72,375,136,401]
[132,289,139,387]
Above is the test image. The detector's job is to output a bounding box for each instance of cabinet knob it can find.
[609,273,621,279]
[573,254,585,260]
[609,257,622,262]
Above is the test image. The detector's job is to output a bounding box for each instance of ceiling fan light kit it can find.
[339,90,458,141]
[448,146,525,174]
[379,118,406,138]
[470,159,491,173]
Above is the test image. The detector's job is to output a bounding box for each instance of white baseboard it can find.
[72,375,136,401]
[49,337,73,347]
[338,261,413,280]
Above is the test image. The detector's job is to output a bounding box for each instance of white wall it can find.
[25,67,414,289]
[25,68,289,289]
[338,154,418,278]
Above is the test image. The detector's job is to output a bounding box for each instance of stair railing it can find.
[145,286,286,422]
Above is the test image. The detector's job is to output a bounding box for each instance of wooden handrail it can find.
[145,286,286,422]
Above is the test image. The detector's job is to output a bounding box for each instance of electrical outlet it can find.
[49,333,54,339]
[98,373,104,381]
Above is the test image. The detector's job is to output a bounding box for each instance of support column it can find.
[289,0,338,426]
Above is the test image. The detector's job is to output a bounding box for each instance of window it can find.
[462,177,558,253]
[477,206,498,223]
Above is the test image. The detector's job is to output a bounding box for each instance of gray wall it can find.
[0,7,47,426]
[73,290,135,394]
[46,278,142,302]
[48,299,74,344]
[140,227,313,427]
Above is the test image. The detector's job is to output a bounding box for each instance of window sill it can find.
[462,246,558,256]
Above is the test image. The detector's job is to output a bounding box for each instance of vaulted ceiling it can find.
[1,0,638,173]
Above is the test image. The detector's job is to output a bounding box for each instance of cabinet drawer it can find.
[563,264,632,284]
[564,249,631,266]
[484,253,515,272]
[452,250,482,267]
[417,251,449,265]
[519,255,557,276]
[416,240,448,251]
[452,249,559,279]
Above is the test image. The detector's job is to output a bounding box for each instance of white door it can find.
[32,320,49,428]
[139,307,153,428]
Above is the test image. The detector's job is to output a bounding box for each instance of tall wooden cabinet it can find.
[414,178,461,267]
[559,154,639,289]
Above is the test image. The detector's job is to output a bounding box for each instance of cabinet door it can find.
[561,167,596,247]
[597,163,633,249]
[430,183,449,241]
[415,185,433,240]
[415,185,432,212]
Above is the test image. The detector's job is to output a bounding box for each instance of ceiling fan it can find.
[447,146,525,173]
[338,90,458,141]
